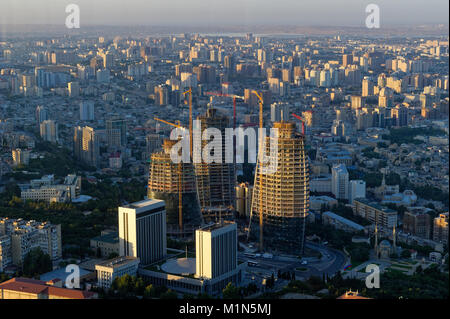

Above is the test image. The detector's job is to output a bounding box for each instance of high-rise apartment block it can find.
[0,218,62,267]
[332,164,349,200]
[80,101,95,121]
[433,212,448,243]
[348,180,366,204]
[12,148,31,166]
[106,117,127,148]
[74,126,99,167]
[40,120,58,143]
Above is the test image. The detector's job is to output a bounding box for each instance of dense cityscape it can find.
[0,6,449,303]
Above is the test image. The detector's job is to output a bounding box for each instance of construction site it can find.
[147,139,203,235]
[194,107,236,222]
[249,120,310,255]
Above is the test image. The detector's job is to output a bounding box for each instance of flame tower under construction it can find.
[148,139,202,234]
[195,108,236,221]
[250,121,309,254]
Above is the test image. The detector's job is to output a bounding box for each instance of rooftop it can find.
[160,258,196,275]
[95,256,139,269]
[0,277,96,299]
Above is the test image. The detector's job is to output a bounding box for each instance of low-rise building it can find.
[0,277,96,299]
[310,196,338,212]
[20,174,81,203]
[354,198,397,229]
[322,211,365,233]
[95,256,140,290]
[90,231,119,258]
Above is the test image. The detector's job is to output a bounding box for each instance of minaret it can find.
[374,224,379,258]
[392,226,397,254]
[381,172,386,196]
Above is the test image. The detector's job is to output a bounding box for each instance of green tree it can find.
[144,284,157,299]
[223,282,240,299]
[401,250,411,259]
[160,289,178,299]
[22,247,52,278]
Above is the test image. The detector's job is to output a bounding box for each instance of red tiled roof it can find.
[0,277,96,299]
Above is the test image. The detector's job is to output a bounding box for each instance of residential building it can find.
[354,199,397,229]
[433,213,448,243]
[12,148,31,166]
[73,126,99,167]
[403,208,431,239]
[348,180,366,204]
[332,164,349,200]
[40,120,58,143]
[322,211,365,233]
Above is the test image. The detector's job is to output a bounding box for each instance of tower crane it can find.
[205,91,244,130]
[291,113,306,135]
[182,88,193,157]
[252,90,264,252]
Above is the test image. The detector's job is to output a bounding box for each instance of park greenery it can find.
[22,247,52,278]
[0,177,146,259]
[382,127,447,145]
[96,274,259,299]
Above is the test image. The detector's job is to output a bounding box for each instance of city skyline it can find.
[0,0,448,303]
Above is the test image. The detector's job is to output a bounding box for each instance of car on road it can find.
[301,260,308,265]
[248,260,259,267]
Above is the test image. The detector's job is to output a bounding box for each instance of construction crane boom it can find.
[154,117,182,128]
[291,113,306,135]
[205,91,243,130]
[182,88,193,158]
[252,90,264,252]
[153,116,184,234]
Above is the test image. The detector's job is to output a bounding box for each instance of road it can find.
[239,241,348,288]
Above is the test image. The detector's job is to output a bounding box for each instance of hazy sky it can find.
[0,0,448,26]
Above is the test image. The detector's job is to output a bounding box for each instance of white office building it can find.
[195,222,237,280]
[118,199,167,265]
